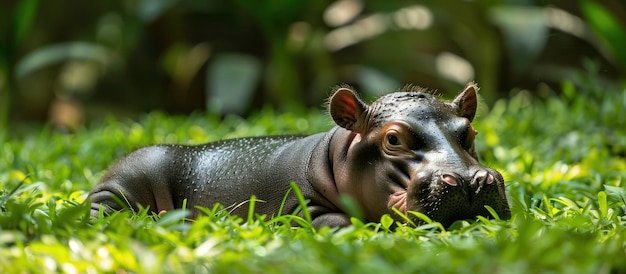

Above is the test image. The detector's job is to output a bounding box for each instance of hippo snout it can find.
[441,170,496,200]
[412,168,510,227]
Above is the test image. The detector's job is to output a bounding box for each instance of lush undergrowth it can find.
[1,73,625,273]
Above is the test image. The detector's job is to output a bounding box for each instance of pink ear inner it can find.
[338,95,357,120]
[330,87,365,131]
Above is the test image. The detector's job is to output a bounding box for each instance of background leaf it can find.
[12,0,39,48]
[206,53,262,115]
[581,0,626,68]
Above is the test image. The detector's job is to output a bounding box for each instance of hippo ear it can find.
[329,86,369,133]
[452,82,478,122]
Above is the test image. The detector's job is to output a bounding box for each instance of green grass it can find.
[1,72,626,273]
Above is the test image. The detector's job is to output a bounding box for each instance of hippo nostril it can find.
[441,174,458,186]
[486,173,494,184]
[472,170,495,194]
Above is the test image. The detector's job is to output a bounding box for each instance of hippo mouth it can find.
[386,162,412,215]
[390,170,510,228]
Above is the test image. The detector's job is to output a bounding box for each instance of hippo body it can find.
[89,83,511,227]
[90,130,353,227]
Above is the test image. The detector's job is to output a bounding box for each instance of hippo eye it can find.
[382,123,418,155]
[387,134,400,146]
[459,125,476,150]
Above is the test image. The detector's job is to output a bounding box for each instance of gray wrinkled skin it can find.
[88,82,510,228]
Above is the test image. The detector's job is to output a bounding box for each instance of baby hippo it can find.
[88,82,510,227]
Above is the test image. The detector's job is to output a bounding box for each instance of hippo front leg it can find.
[311,213,351,228]
[308,206,352,228]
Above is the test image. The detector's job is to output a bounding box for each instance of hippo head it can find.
[328,82,510,227]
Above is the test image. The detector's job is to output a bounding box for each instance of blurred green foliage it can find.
[0,69,625,271]
[1,0,625,130]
